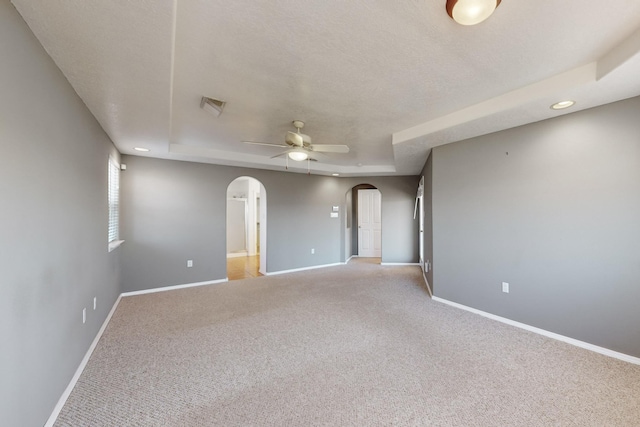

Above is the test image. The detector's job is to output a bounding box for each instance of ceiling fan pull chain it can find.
[286,155,289,170]
[307,158,311,175]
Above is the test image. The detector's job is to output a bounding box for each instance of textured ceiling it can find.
[11,0,640,176]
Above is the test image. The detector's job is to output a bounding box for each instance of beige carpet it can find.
[55,258,640,426]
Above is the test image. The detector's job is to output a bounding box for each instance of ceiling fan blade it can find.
[285,131,304,147]
[270,150,291,159]
[309,144,350,153]
[242,141,288,148]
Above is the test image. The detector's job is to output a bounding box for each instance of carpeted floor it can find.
[55,258,640,426]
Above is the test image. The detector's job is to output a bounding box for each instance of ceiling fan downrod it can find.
[292,120,305,134]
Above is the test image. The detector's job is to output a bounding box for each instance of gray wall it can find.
[0,1,121,425]
[420,152,434,292]
[120,155,420,292]
[375,178,420,263]
[431,96,640,358]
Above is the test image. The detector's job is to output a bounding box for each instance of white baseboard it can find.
[226,252,248,258]
[432,296,640,366]
[45,294,123,427]
[121,278,228,296]
[344,255,354,264]
[264,262,343,276]
[380,262,420,266]
[421,270,433,298]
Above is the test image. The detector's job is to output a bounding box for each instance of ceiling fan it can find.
[243,120,350,162]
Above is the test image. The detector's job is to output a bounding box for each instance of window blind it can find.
[108,158,120,243]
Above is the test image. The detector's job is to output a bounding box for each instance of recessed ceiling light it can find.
[446,0,501,26]
[332,173,340,176]
[550,100,575,110]
[134,147,150,152]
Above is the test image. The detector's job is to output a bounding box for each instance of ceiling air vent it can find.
[200,96,226,117]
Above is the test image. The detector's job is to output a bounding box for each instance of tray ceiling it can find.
[12,0,640,176]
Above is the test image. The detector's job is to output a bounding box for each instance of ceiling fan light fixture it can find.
[446,0,501,26]
[288,151,308,162]
[200,96,226,117]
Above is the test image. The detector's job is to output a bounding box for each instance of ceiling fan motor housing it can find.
[285,131,304,147]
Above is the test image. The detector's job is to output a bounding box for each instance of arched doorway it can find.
[347,184,382,262]
[226,177,267,280]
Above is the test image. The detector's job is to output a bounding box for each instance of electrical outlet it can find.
[93,297,97,310]
[82,308,86,324]
[502,282,509,293]
[187,260,193,268]
[311,248,315,254]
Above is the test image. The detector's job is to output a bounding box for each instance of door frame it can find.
[226,176,267,275]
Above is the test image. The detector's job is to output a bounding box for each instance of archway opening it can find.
[346,184,382,263]
[226,176,267,280]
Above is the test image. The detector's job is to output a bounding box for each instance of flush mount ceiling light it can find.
[550,100,576,110]
[288,151,308,162]
[332,173,340,176]
[134,147,150,152]
[200,96,226,117]
[446,0,501,26]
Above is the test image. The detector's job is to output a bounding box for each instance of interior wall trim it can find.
[121,278,229,297]
[421,270,433,298]
[380,262,420,266]
[226,252,248,258]
[44,294,123,427]
[264,262,343,276]
[432,296,640,366]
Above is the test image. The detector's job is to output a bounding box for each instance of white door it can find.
[358,189,382,257]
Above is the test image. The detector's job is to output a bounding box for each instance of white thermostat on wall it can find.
[332,206,339,212]
[330,212,339,218]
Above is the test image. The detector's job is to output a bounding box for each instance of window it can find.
[108,157,120,249]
